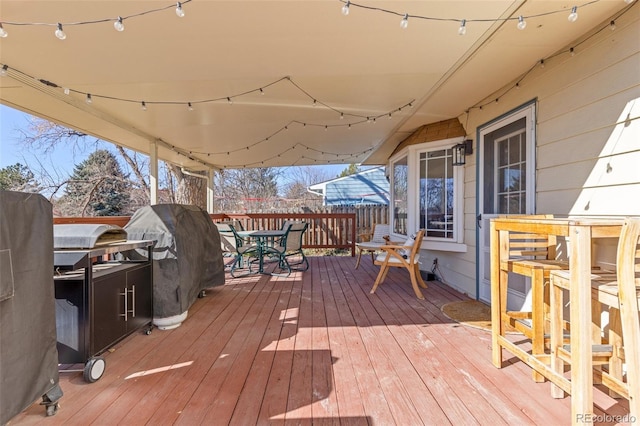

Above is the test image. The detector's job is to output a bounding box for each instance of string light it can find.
[0,1,193,40]
[86,93,92,104]
[400,13,409,29]
[0,65,7,77]
[259,88,264,95]
[540,59,545,68]
[341,1,350,16]
[570,47,575,56]
[227,97,233,105]
[114,16,125,32]
[55,23,66,40]
[175,2,185,18]
[337,1,606,33]
[610,20,616,30]
[517,16,527,30]
[64,87,70,95]
[458,19,466,35]
[188,102,194,111]
[568,6,578,22]
[141,101,147,111]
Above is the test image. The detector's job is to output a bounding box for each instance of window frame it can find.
[388,136,467,253]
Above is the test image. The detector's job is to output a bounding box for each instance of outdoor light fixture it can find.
[55,23,66,40]
[452,139,473,166]
[114,16,125,32]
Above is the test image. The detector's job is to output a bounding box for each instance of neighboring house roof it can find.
[308,167,389,206]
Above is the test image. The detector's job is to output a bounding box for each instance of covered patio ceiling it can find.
[0,1,630,171]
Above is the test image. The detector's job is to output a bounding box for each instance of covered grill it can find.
[123,204,225,329]
[1,191,63,421]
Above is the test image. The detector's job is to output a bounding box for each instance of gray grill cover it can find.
[0,191,62,424]
[123,204,225,318]
[53,223,127,249]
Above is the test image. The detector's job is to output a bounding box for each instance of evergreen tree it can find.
[62,150,131,216]
[337,163,359,178]
[0,163,39,192]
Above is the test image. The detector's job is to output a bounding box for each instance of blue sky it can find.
[0,104,347,185]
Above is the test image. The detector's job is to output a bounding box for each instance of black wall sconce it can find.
[452,139,473,166]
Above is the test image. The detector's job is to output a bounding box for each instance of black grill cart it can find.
[53,228,154,383]
[0,191,63,422]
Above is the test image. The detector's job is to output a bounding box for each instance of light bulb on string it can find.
[188,102,194,111]
[341,1,350,16]
[141,101,147,111]
[63,87,70,95]
[340,112,344,120]
[227,97,233,105]
[625,0,634,3]
[86,93,92,104]
[259,88,264,95]
[114,16,124,31]
[458,19,466,35]
[176,2,185,18]
[570,47,575,56]
[568,6,578,22]
[610,20,616,30]
[517,16,526,30]
[400,13,409,29]
[0,65,8,77]
[540,59,545,68]
[0,23,7,38]
[55,23,66,40]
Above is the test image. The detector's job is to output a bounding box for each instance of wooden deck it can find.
[11,256,632,425]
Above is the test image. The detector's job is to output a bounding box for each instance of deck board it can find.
[9,256,631,425]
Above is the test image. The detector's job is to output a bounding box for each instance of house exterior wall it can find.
[420,7,640,298]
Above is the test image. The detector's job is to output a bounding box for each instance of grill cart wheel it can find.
[83,357,106,383]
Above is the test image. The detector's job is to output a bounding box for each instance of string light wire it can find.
[337,0,602,30]
[0,0,193,37]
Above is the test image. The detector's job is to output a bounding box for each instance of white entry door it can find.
[477,103,536,308]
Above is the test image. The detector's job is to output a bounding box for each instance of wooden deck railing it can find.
[54,212,357,256]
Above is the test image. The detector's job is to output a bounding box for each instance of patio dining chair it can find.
[370,229,427,299]
[227,224,259,278]
[355,223,390,269]
[215,222,238,260]
[272,221,309,272]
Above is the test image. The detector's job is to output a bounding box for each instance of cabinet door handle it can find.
[119,288,128,321]
[129,285,136,318]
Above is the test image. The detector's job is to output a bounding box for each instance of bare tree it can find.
[15,117,207,212]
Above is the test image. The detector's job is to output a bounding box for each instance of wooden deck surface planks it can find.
[10,255,631,425]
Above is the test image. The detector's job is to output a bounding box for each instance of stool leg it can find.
[550,276,566,398]
[607,307,623,398]
[531,268,546,382]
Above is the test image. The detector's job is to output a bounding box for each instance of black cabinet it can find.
[53,241,153,382]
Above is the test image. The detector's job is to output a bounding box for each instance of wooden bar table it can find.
[490,216,623,425]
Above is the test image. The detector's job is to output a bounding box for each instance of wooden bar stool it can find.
[499,216,569,381]
[550,217,640,420]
